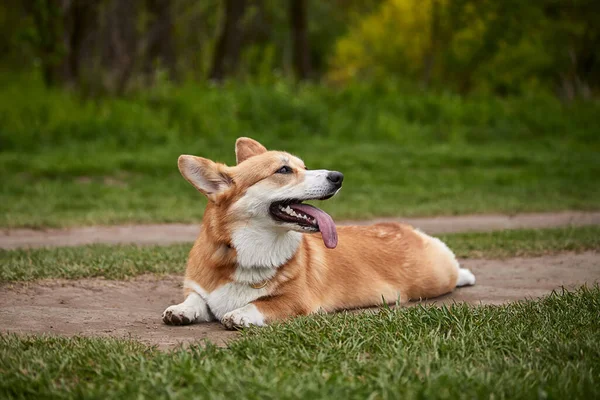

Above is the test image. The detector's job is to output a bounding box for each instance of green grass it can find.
[1,226,598,282]
[1,74,599,228]
[0,243,190,282]
[1,286,599,399]
[443,225,600,259]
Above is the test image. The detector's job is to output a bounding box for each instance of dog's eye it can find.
[276,166,293,174]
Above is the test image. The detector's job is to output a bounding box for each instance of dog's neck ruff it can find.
[231,222,302,282]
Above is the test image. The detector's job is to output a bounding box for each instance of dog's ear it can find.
[178,155,232,200]
[235,137,267,164]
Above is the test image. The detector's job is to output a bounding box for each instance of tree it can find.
[290,0,311,80]
[62,0,97,87]
[144,0,177,82]
[209,0,247,82]
[22,0,64,87]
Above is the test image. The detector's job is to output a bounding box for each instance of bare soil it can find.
[2,211,599,249]
[1,252,598,349]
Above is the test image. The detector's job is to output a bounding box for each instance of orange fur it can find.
[164,137,470,328]
[185,223,459,323]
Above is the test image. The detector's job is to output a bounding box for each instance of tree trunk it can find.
[290,0,311,80]
[106,0,138,95]
[144,0,177,82]
[24,0,64,87]
[63,0,97,87]
[421,0,440,89]
[209,0,247,82]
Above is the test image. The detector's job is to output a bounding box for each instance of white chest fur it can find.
[185,279,269,320]
[184,220,302,320]
[231,222,302,269]
[207,282,269,320]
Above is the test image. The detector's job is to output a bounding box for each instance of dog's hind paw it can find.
[221,304,265,330]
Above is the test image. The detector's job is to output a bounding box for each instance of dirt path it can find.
[2,211,599,249]
[1,252,598,349]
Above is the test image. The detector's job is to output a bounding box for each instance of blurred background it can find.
[0,0,599,228]
[1,0,599,97]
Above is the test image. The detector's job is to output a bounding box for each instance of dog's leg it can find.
[221,295,309,330]
[162,292,213,325]
[221,303,265,329]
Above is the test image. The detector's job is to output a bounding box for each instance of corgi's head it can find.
[178,138,343,253]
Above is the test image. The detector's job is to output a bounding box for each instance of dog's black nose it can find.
[327,171,344,185]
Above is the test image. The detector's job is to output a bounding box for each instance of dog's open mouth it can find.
[269,200,338,249]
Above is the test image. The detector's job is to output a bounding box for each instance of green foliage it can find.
[3,0,597,96]
[329,0,600,96]
[1,74,599,227]
[2,226,599,282]
[1,286,599,398]
[0,1,381,91]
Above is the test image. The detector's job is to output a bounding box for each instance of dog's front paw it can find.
[221,304,265,330]
[162,304,198,326]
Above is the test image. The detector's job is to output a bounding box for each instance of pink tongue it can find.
[289,204,338,249]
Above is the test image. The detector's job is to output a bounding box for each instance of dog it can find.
[162,137,475,329]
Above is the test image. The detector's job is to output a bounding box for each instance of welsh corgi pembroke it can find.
[163,137,475,329]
